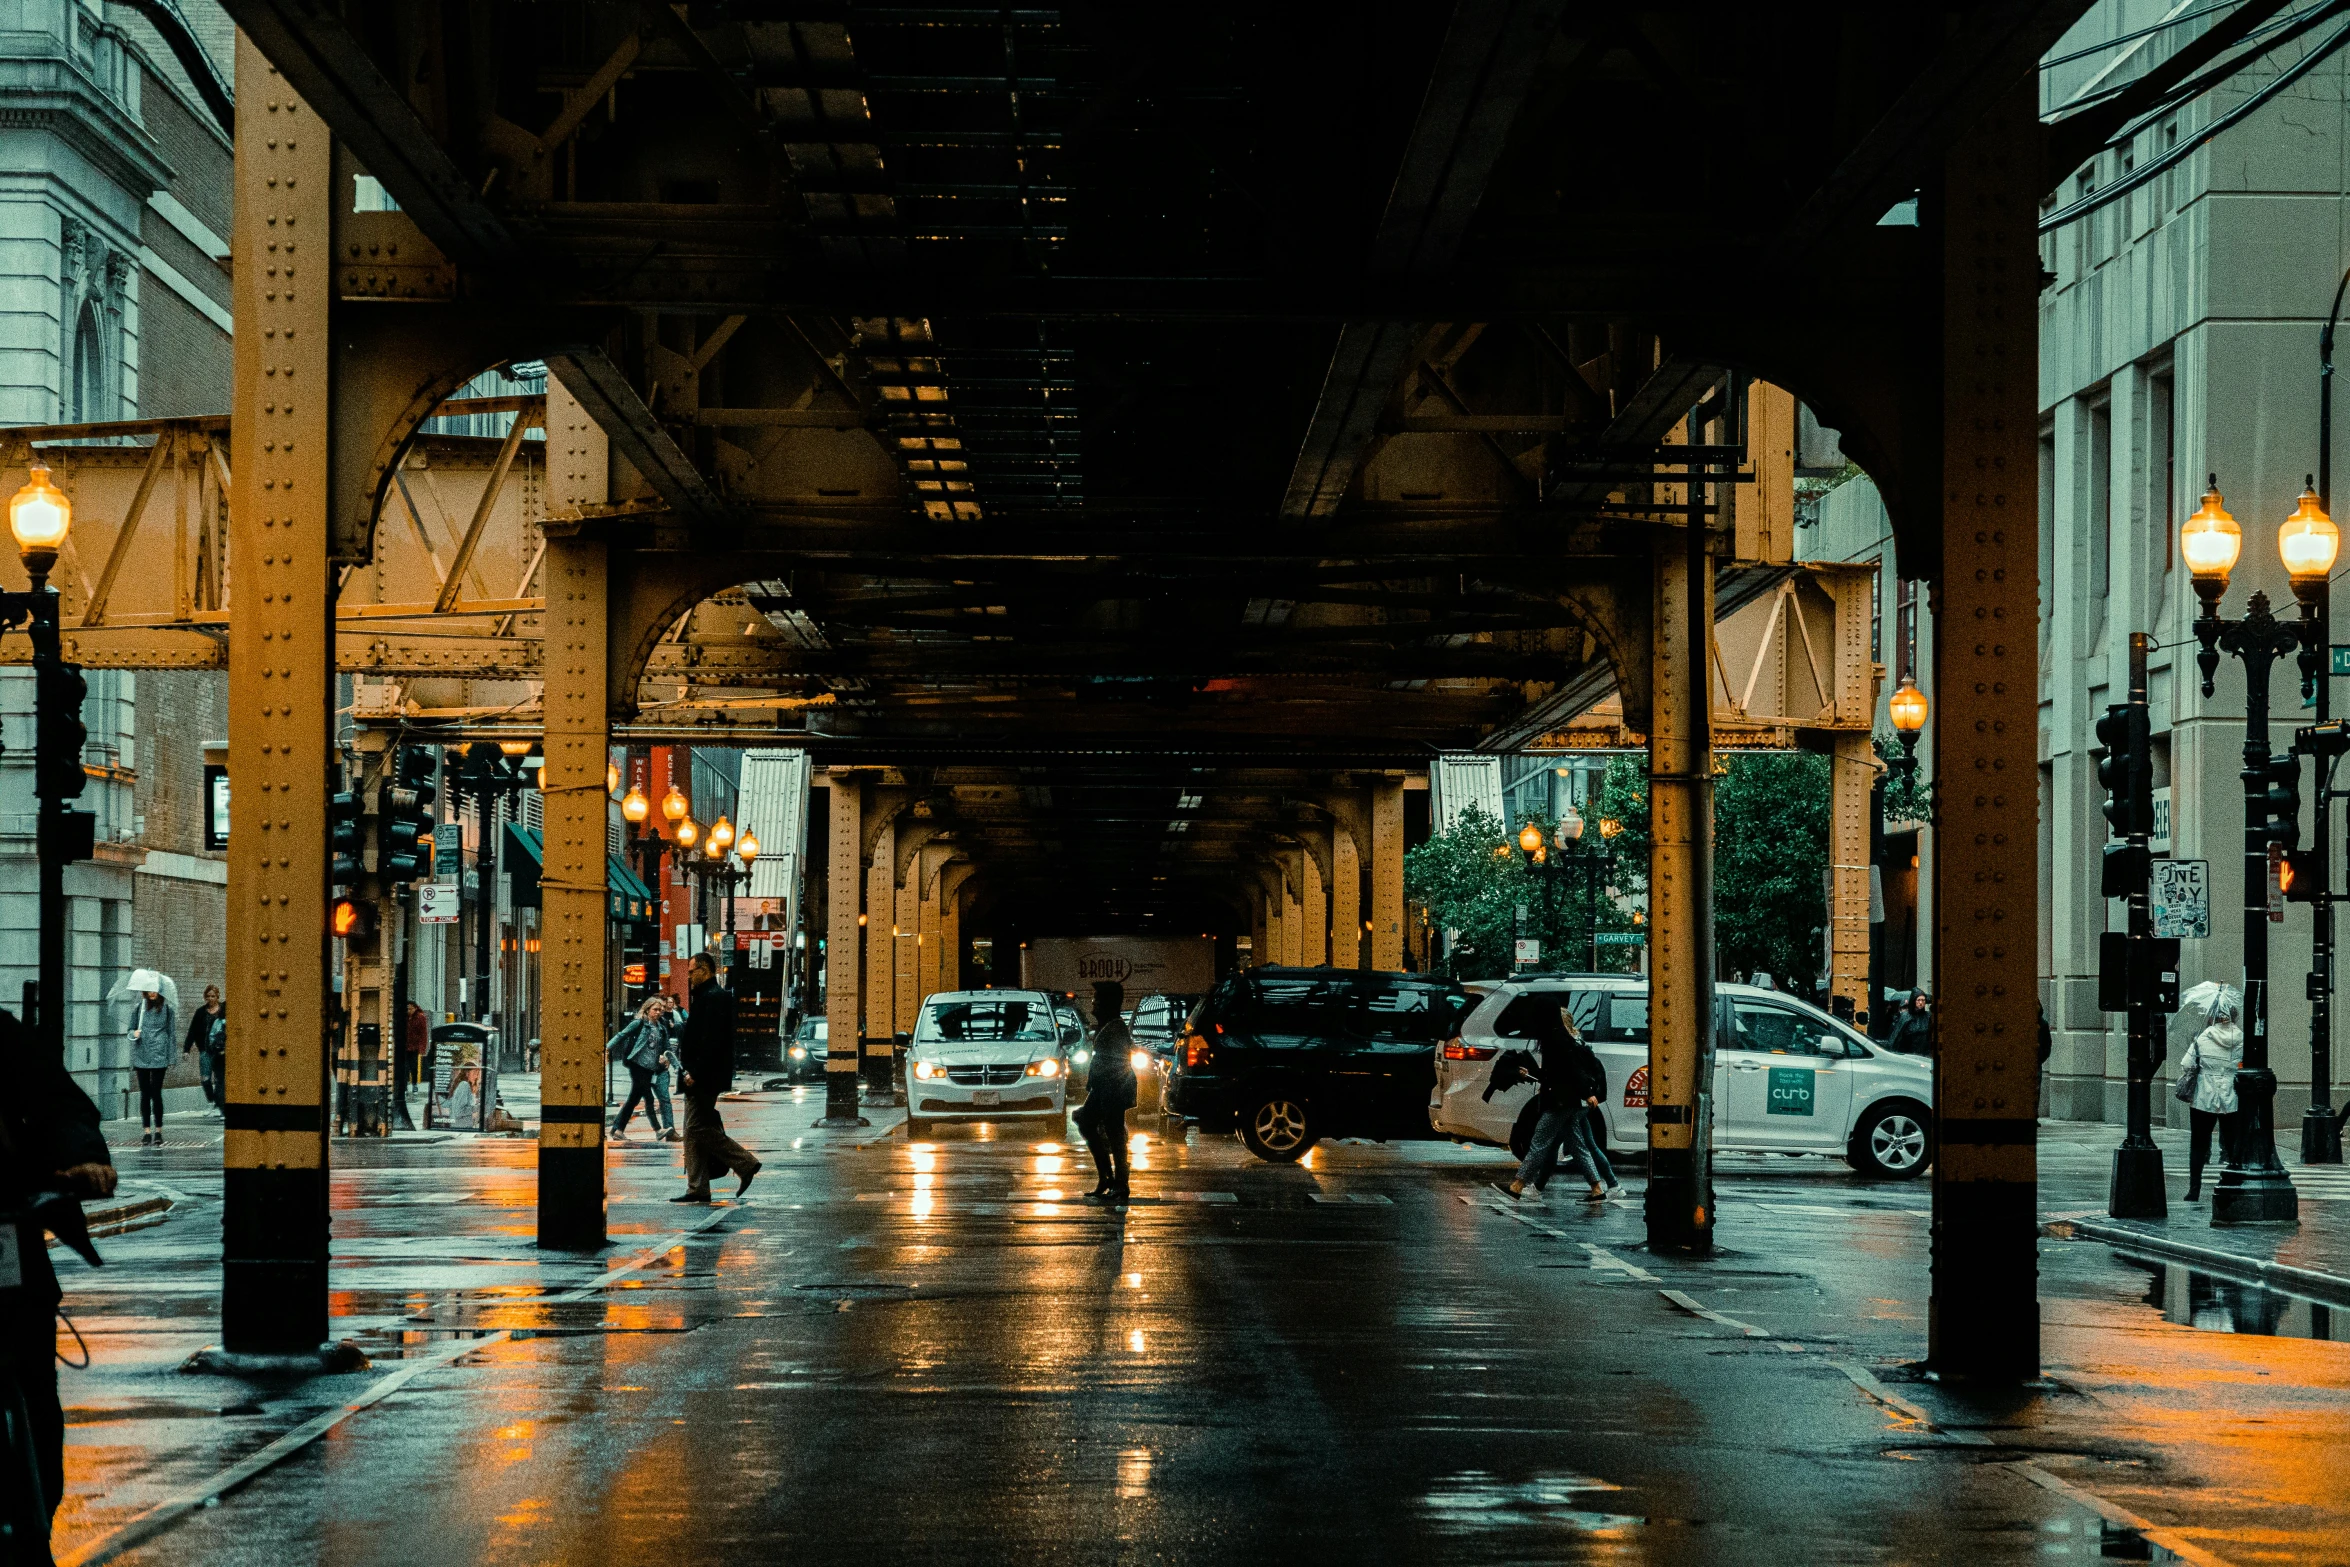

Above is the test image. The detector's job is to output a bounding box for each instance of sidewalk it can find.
[2038,1117,2350,1305]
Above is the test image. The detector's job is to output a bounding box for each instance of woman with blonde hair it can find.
[609,995,678,1142]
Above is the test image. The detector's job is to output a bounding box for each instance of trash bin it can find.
[429,1022,499,1132]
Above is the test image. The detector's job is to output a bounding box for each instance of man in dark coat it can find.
[0,1007,115,1547]
[673,955,761,1202]
[1496,1006,1611,1201]
[1887,992,1933,1056]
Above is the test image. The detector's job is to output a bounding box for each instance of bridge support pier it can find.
[535,380,612,1249]
[1644,512,1717,1256]
[1926,85,2041,1384]
[1332,828,1364,970]
[1369,781,1405,970]
[221,36,334,1354]
[821,775,869,1126]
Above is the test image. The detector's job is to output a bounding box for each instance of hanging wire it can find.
[2041,0,2246,72]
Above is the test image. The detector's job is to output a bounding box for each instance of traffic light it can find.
[2265,750,2304,852]
[330,896,375,939]
[379,746,437,883]
[329,775,364,889]
[2093,704,2136,835]
[34,658,87,803]
[2286,848,2322,903]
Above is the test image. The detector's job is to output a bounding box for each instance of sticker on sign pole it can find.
[2151,858,2209,939]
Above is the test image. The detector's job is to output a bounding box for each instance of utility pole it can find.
[2099,633,2173,1217]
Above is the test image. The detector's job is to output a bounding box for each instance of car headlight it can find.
[1025,1057,1062,1078]
[1071,1049,1091,1066]
[789,1045,807,1059]
[912,1059,945,1080]
[1131,1049,1153,1075]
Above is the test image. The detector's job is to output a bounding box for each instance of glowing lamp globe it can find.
[709,814,735,851]
[621,785,649,824]
[2279,481,2339,583]
[661,786,689,823]
[2180,479,2242,582]
[1558,807,1586,844]
[676,816,699,850]
[1517,822,1545,856]
[737,830,759,865]
[1889,680,1928,736]
[7,463,71,570]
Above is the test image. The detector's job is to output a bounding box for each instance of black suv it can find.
[1164,967,1471,1160]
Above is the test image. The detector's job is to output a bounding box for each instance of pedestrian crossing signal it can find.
[331,897,373,938]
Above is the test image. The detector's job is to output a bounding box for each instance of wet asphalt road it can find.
[45,1091,2350,1566]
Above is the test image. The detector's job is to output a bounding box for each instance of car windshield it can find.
[915,997,1058,1045]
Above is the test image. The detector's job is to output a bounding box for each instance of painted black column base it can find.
[537,1144,607,1250]
[2300,1104,2344,1164]
[221,1258,330,1357]
[818,1067,869,1127]
[1927,1179,2040,1384]
[2108,1142,2168,1219]
[1643,1149,1713,1256]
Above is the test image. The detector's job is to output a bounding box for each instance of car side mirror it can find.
[893,1031,912,1047]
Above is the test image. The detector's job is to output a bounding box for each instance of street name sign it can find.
[2150,858,2209,940]
[1596,932,1647,946]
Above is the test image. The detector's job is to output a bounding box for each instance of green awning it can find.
[500,824,654,925]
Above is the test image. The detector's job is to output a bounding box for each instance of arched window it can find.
[71,303,108,423]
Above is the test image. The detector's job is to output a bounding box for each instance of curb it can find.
[2050,1214,2350,1308]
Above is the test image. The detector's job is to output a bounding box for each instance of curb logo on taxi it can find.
[1766,1066,1815,1116]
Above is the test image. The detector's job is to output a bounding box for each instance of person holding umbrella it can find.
[2174,982,2245,1204]
[113,968,179,1146]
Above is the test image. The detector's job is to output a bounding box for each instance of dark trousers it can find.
[682,1091,758,1193]
[615,1065,672,1134]
[0,1309,62,1546]
[134,1067,166,1129]
[2187,1107,2240,1189]
[197,1048,223,1108]
[1074,1091,1131,1190]
[1575,1105,1619,1188]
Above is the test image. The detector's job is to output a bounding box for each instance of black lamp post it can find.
[1553,807,1618,972]
[2185,477,2311,1225]
[446,740,535,1032]
[3,464,91,1062]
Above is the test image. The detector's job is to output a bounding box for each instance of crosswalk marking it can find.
[1308,1192,1393,1205]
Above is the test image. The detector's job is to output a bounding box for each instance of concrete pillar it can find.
[1332,828,1363,969]
[223,36,334,1353]
[1300,845,1328,966]
[1370,780,1405,970]
[1928,86,2042,1384]
[1645,514,1717,1256]
[1828,731,1874,1023]
[821,776,866,1123]
[536,475,611,1247]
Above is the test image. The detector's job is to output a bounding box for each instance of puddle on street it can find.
[2133,1261,2339,1340]
[1419,1470,1645,1535]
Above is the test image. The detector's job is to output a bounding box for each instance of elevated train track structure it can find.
[0,0,2113,1381]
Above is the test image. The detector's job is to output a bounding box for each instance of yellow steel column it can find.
[916,847,947,1005]
[536,377,611,1246]
[1645,518,1717,1255]
[222,35,334,1354]
[1828,731,1875,1025]
[1250,885,1268,967]
[1300,849,1327,966]
[1369,780,1406,970]
[820,775,867,1124]
[1331,829,1363,969]
[894,871,920,1035]
[1265,882,1287,970]
[1928,86,2042,1383]
[864,822,895,1093]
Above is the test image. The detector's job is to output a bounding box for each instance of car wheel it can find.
[1508,1101,1543,1162]
[1239,1093,1317,1161]
[1848,1102,1932,1179]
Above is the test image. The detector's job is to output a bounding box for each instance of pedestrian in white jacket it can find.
[2180,999,2243,1203]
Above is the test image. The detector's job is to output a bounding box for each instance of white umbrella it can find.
[105,969,180,1017]
[2177,981,2238,1017]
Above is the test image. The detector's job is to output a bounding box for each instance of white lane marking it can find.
[59,1205,739,1567]
[1308,1192,1394,1205]
[1658,1288,1771,1337]
[1580,1242,1660,1282]
[1830,1361,2242,1567]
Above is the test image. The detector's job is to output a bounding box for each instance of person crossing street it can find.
[1074,981,1137,1204]
[672,955,761,1203]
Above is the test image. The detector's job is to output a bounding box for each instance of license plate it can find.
[971,1090,1001,1106]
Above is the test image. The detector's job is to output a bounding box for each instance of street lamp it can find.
[662,785,689,825]
[2184,475,2304,1224]
[709,813,735,852]
[1888,680,1929,782]
[445,740,537,1032]
[4,463,86,1062]
[1552,805,1615,972]
[676,815,699,851]
[621,785,650,825]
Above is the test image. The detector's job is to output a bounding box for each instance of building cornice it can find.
[0,60,174,197]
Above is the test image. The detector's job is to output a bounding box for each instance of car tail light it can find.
[1440,1038,1497,1061]
[1183,1033,1212,1069]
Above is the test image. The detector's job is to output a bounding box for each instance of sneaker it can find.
[1490,1181,1521,1202]
[660,1128,682,1142]
[607,1132,631,1144]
